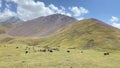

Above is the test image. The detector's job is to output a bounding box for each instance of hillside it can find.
[0,23,13,34]
[0,16,22,35]
[1,18,120,51]
[0,24,7,34]
[8,14,77,37]
[36,18,120,51]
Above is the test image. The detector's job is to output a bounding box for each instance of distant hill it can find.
[8,14,77,37]
[0,24,8,34]
[0,23,13,35]
[0,16,22,24]
[0,16,22,35]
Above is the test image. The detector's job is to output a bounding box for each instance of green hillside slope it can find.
[37,18,120,51]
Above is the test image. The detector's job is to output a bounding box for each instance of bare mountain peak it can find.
[8,14,77,37]
[48,14,69,17]
[37,14,76,20]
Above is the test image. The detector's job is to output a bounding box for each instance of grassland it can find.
[0,43,120,68]
[0,35,119,68]
[0,19,120,68]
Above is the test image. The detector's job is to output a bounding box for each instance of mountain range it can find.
[0,14,120,50]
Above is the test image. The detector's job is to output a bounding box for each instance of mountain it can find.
[0,24,8,34]
[8,14,77,37]
[1,17,120,50]
[0,16,22,35]
[0,23,14,35]
[0,16,22,24]
[37,18,120,50]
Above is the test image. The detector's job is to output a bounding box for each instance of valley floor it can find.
[0,44,120,68]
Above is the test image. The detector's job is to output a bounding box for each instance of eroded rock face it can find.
[84,39,94,49]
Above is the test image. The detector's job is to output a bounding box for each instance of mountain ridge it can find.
[0,14,119,51]
[8,14,77,37]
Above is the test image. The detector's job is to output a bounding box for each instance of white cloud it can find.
[0,0,2,7]
[14,0,55,20]
[110,16,119,22]
[49,4,59,12]
[3,0,88,21]
[69,6,88,17]
[0,8,17,22]
[6,0,72,21]
[112,23,120,29]
[0,0,17,21]
[110,16,120,29]
[76,17,84,20]
[48,4,72,17]
[6,3,12,9]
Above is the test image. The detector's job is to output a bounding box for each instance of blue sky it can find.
[0,0,120,28]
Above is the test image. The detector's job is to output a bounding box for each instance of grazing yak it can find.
[16,47,19,49]
[49,50,53,52]
[25,51,29,54]
[67,50,70,53]
[39,47,59,52]
[104,52,109,55]
[81,51,83,53]
[40,49,46,52]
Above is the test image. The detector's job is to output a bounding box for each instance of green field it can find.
[0,43,120,68]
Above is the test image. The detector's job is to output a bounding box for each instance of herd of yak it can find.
[15,46,110,56]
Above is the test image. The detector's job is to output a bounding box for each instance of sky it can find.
[0,0,120,28]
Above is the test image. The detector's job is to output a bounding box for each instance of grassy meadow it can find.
[0,42,120,68]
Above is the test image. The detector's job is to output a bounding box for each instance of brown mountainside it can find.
[8,14,77,37]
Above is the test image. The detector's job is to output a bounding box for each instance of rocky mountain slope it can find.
[8,14,77,37]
